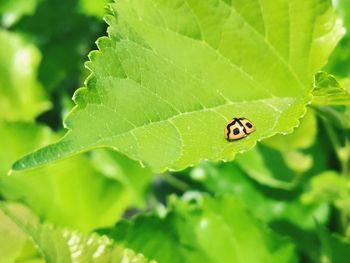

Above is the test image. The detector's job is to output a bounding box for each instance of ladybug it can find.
[225,117,255,141]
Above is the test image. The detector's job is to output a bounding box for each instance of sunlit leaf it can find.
[13,0,344,173]
[12,0,106,93]
[0,0,40,27]
[0,30,50,121]
[78,0,110,18]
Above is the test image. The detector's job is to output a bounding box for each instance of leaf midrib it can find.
[90,96,290,146]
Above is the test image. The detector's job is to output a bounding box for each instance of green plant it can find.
[1,0,350,262]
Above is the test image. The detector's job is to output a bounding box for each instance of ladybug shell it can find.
[225,117,255,141]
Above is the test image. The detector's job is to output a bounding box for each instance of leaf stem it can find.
[161,173,190,192]
[323,120,350,234]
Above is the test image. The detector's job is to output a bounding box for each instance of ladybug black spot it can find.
[233,128,240,135]
[246,122,252,128]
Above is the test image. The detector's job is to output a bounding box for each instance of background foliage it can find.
[1,0,350,262]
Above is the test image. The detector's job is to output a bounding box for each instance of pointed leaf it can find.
[13,0,344,172]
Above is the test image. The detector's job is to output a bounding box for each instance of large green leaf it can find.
[0,121,153,231]
[0,30,50,121]
[102,194,296,263]
[13,0,344,173]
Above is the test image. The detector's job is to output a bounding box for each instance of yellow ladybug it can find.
[224,117,255,141]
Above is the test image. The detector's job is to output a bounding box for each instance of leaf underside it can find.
[312,71,350,105]
[13,0,343,172]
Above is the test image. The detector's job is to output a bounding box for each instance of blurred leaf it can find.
[0,203,155,263]
[235,146,296,189]
[78,0,110,18]
[12,0,106,93]
[302,171,350,216]
[90,149,153,207]
[0,30,50,121]
[312,72,350,106]
[0,0,41,27]
[318,227,350,263]
[0,203,42,263]
[233,111,318,189]
[0,121,153,231]
[2,155,152,232]
[325,0,350,78]
[188,162,328,230]
[184,162,328,261]
[13,0,344,173]
[264,111,317,151]
[262,110,317,173]
[102,194,297,263]
[313,105,350,130]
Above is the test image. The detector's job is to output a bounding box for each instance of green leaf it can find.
[78,0,110,18]
[313,105,350,129]
[232,111,318,188]
[0,30,50,121]
[0,0,40,27]
[13,0,344,173]
[188,162,329,230]
[325,0,350,78]
[12,0,106,94]
[261,110,317,173]
[312,72,350,106]
[318,227,350,263]
[235,146,297,189]
[302,171,350,215]
[263,111,317,151]
[0,121,153,231]
[102,194,296,263]
[185,162,328,261]
[0,203,42,263]
[0,203,155,263]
